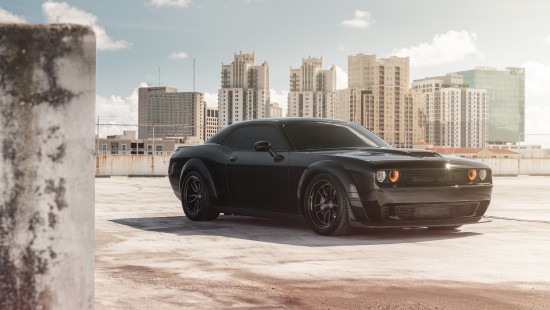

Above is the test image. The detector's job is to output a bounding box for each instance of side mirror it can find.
[254,141,271,152]
[253,140,284,162]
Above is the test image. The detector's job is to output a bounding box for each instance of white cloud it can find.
[270,89,289,117]
[169,52,188,60]
[42,1,131,51]
[148,0,191,8]
[203,92,218,107]
[0,7,26,23]
[544,34,550,45]
[393,30,482,68]
[521,61,550,147]
[338,44,346,51]
[523,61,550,98]
[335,65,348,90]
[96,83,147,137]
[341,10,372,29]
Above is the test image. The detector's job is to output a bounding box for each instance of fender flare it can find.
[180,158,218,200]
[297,160,368,223]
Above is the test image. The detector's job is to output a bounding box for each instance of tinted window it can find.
[222,126,287,151]
[284,122,390,151]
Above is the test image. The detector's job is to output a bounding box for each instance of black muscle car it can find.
[168,118,492,236]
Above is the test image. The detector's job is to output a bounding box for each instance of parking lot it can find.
[95,176,550,309]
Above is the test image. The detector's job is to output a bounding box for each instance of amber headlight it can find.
[376,170,386,183]
[468,169,477,181]
[389,170,400,183]
[479,169,487,181]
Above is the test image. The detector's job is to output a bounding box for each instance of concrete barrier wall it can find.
[96,155,170,176]
[96,156,550,177]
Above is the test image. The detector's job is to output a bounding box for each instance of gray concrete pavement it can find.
[95,176,550,309]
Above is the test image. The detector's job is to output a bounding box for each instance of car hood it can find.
[303,148,488,169]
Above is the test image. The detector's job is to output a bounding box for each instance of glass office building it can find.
[457,67,525,144]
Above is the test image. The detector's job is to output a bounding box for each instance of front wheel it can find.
[181,171,219,221]
[304,173,350,236]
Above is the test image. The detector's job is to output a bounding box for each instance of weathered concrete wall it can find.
[95,156,550,177]
[0,25,95,309]
[96,155,170,176]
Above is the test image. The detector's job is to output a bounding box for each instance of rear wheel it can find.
[181,171,219,221]
[304,173,350,236]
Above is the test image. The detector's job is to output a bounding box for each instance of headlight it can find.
[468,169,477,181]
[389,170,400,183]
[479,169,487,181]
[376,170,386,183]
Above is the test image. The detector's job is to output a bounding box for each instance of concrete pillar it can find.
[0,25,95,309]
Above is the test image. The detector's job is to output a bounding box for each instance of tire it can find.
[181,171,219,221]
[428,225,462,230]
[304,173,350,236]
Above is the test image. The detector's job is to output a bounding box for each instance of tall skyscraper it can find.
[138,87,205,141]
[287,57,336,118]
[412,74,487,148]
[334,54,421,148]
[456,67,525,144]
[218,51,270,128]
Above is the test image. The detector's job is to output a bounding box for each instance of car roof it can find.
[206,118,359,144]
[229,118,354,126]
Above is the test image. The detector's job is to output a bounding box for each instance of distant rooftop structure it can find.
[428,148,519,159]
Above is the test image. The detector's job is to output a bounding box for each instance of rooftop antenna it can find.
[193,58,196,92]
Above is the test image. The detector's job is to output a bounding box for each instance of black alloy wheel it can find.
[304,173,350,236]
[181,171,219,221]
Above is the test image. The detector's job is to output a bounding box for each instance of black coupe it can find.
[168,118,492,236]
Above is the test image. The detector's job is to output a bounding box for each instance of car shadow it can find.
[110,215,481,247]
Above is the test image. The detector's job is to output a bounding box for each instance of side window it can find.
[223,126,287,151]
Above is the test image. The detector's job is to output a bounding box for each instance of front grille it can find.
[382,202,479,221]
[399,170,470,186]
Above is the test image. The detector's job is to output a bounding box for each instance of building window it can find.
[101,144,107,155]
[121,144,127,155]
[147,145,153,155]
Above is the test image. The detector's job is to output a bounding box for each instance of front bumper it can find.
[349,184,493,228]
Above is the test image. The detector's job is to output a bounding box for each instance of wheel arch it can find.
[297,161,358,219]
[180,158,218,200]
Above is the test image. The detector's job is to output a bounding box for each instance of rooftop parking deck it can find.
[95,176,550,309]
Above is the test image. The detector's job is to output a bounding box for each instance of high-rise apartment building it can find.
[334,54,421,148]
[204,106,219,140]
[456,67,525,144]
[287,57,336,118]
[218,51,270,127]
[138,87,205,141]
[412,74,487,148]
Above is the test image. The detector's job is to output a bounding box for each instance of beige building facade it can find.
[138,87,205,141]
[287,57,336,118]
[218,51,270,127]
[97,131,175,156]
[412,73,487,148]
[334,54,422,148]
[204,106,219,140]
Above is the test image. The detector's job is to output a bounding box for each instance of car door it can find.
[222,125,290,213]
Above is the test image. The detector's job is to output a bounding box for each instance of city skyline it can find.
[2,1,549,147]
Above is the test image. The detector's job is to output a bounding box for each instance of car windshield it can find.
[283,122,391,151]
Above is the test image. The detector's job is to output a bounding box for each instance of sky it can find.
[2,0,550,147]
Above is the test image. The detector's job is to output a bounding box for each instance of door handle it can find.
[229,155,238,162]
